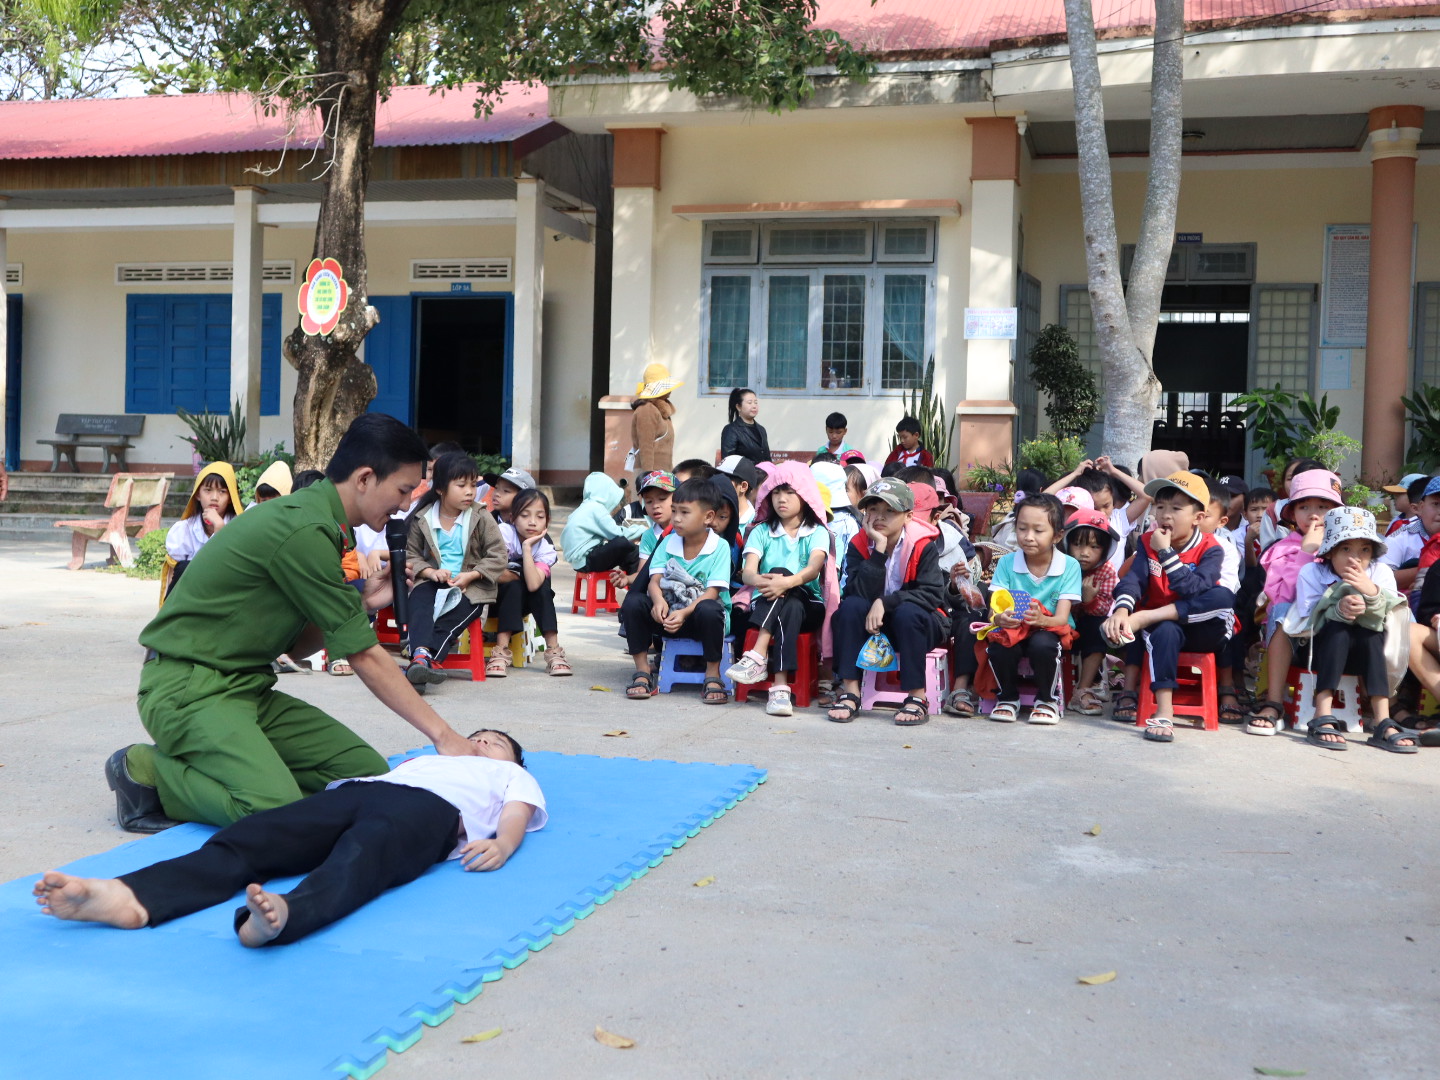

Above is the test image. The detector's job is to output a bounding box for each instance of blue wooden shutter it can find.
[365,295,413,424]
[261,292,282,416]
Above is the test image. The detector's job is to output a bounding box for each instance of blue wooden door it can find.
[4,294,20,469]
[125,294,282,415]
[365,295,414,424]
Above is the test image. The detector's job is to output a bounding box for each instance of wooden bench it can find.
[54,472,171,570]
[37,413,144,472]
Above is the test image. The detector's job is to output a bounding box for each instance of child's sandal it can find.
[544,647,572,677]
[1244,701,1284,736]
[625,671,656,700]
[942,688,978,717]
[827,692,862,723]
[1110,690,1138,723]
[1028,700,1061,725]
[1074,688,1105,716]
[894,695,929,726]
[989,700,1020,723]
[701,677,730,705]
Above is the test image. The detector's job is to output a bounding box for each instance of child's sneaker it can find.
[765,687,793,717]
[406,651,446,693]
[726,650,768,685]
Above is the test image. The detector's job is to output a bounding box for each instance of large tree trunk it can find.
[287,0,410,471]
[1063,0,1183,471]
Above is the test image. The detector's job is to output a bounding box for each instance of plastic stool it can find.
[373,604,485,681]
[977,652,1074,714]
[1282,667,1365,733]
[481,616,530,668]
[572,571,621,616]
[860,649,950,714]
[734,629,820,707]
[656,636,735,694]
[1138,651,1218,730]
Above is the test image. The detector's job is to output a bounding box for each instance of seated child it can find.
[726,463,835,717]
[1055,485,1093,522]
[403,452,508,693]
[622,478,733,703]
[884,416,934,469]
[561,472,639,577]
[817,411,855,458]
[1061,509,1120,716]
[1383,473,1427,537]
[1053,455,1151,572]
[620,470,677,589]
[34,730,544,947]
[989,469,1048,552]
[246,460,293,508]
[1198,490,1246,721]
[674,458,718,482]
[162,462,242,600]
[716,455,761,528]
[985,493,1081,725]
[490,466,536,525]
[1247,469,1343,733]
[1290,508,1414,753]
[811,460,858,566]
[827,477,950,727]
[1382,474,1440,592]
[491,489,570,678]
[1103,471,1235,743]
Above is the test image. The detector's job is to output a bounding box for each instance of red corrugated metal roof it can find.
[0,81,550,160]
[815,0,1438,55]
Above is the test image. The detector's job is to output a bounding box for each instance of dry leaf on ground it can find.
[594,1025,635,1049]
[589,685,611,692]
[771,729,797,734]
[1253,1069,1307,1077]
[693,876,715,888]
[602,730,629,738]
[1077,971,1117,985]
[461,1028,502,1044]
[1086,825,1102,836]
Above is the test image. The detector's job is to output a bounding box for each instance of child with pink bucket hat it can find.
[1247,469,1344,735]
[1286,507,1414,752]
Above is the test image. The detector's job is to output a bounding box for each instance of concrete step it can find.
[3,471,191,517]
[0,513,180,544]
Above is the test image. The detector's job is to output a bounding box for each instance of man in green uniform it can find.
[106,414,480,833]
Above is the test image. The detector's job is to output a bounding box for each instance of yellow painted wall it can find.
[637,115,977,465]
[13,218,595,472]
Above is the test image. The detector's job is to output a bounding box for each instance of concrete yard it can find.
[1,542,1436,1079]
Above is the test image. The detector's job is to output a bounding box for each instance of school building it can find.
[0,83,608,484]
[552,0,1440,483]
[2,1,1439,489]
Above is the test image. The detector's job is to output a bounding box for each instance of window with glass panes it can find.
[699,220,935,395]
[1252,285,1315,396]
[1415,283,1440,389]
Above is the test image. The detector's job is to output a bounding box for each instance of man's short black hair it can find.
[895,416,922,436]
[1246,486,1276,506]
[895,465,936,486]
[880,461,904,478]
[811,451,840,464]
[428,440,466,459]
[674,458,717,480]
[825,411,847,429]
[673,477,723,511]
[255,483,281,500]
[325,414,430,484]
[292,469,325,490]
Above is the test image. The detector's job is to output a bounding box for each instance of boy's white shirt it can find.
[332,755,547,860]
[1292,559,1397,622]
[1210,529,1242,593]
[935,518,968,575]
[1106,507,1137,573]
[1381,517,1429,569]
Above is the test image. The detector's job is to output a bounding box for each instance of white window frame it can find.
[702,222,760,265]
[700,265,936,397]
[761,221,874,265]
[876,222,936,264]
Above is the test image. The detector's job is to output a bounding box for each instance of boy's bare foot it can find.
[32,871,148,928]
[236,884,289,947]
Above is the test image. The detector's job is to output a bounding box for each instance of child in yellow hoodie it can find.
[161,462,242,601]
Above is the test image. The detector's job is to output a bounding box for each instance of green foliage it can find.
[1343,481,1378,509]
[1028,324,1098,439]
[472,452,509,481]
[104,528,168,579]
[234,443,296,505]
[1018,433,1084,482]
[888,356,954,469]
[1295,429,1361,474]
[176,400,247,464]
[1401,384,1440,473]
[1233,385,1343,474]
[962,460,1015,496]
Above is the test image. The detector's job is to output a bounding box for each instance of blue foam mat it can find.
[0,751,766,1080]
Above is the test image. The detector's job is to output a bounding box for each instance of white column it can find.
[609,186,655,391]
[965,178,1019,400]
[0,222,8,468]
[511,176,545,475]
[230,186,264,458]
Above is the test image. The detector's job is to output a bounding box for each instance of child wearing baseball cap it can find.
[1103,471,1236,742]
[1247,469,1344,734]
[1289,507,1413,752]
[826,477,950,726]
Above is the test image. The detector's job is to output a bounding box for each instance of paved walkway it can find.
[0,540,1435,1079]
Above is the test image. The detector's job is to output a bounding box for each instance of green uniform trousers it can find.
[137,657,388,827]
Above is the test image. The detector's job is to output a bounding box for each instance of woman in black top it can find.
[720,387,771,463]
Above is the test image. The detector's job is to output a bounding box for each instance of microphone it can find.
[384,518,410,639]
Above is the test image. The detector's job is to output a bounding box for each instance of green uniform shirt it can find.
[140,479,378,672]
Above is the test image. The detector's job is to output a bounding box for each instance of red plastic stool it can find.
[373,604,485,681]
[572,571,621,616]
[734,629,820,708]
[1137,651,1218,730]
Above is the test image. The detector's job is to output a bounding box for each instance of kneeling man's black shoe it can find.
[105,746,180,833]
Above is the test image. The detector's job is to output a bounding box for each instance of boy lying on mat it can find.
[34,730,545,947]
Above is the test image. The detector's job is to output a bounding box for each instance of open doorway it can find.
[413,295,512,456]
[1149,284,1251,476]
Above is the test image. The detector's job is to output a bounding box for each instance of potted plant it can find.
[961,460,1015,537]
[1029,324,1099,440]
[1401,384,1440,472]
[1017,432,1084,482]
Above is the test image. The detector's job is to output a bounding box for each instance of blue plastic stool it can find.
[656,636,735,694]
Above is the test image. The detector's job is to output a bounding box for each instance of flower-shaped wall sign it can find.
[297,257,349,336]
